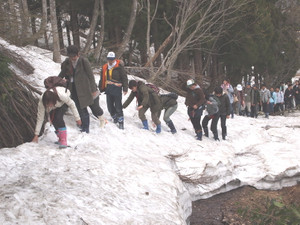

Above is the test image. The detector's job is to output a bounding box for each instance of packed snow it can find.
[0,39,299,225]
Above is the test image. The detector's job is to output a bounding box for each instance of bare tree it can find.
[83,0,100,55]
[49,0,61,63]
[94,0,105,62]
[145,0,159,68]
[115,0,138,59]
[148,0,250,83]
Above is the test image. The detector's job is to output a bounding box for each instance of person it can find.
[269,87,277,115]
[214,86,230,140]
[250,84,260,118]
[158,93,178,134]
[274,87,284,114]
[202,91,220,141]
[99,52,128,129]
[293,80,300,108]
[32,87,82,148]
[284,83,294,112]
[244,82,252,116]
[235,84,245,116]
[221,79,234,118]
[122,80,162,133]
[260,84,271,118]
[184,79,205,141]
[58,45,105,133]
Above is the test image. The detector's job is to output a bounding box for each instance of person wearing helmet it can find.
[99,51,128,129]
[184,79,205,141]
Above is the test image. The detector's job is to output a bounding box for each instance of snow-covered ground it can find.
[0,39,300,225]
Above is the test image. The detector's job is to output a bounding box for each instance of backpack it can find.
[161,92,178,100]
[146,83,160,94]
[44,76,67,89]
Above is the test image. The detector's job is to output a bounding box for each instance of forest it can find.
[0,0,299,147]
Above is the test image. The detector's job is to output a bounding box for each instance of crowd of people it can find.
[233,80,300,119]
[31,45,300,147]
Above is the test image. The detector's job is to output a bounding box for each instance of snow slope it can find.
[0,39,299,224]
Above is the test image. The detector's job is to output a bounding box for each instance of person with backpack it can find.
[32,87,82,148]
[184,79,205,141]
[202,91,220,141]
[99,52,128,129]
[244,82,252,117]
[158,93,178,134]
[214,86,230,140]
[58,45,105,133]
[122,80,162,133]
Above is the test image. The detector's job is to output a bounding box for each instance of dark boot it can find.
[156,124,161,134]
[118,117,124,129]
[166,120,177,134]
[196,130,202,141]
[142,120,149,130]
[203,127,209,137]
[80,114,90,133]
[112,114,118,123]
[213,132,219,141]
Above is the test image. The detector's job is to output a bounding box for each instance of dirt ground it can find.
[190,183,300,225]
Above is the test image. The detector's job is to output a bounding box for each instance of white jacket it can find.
[34,87,80,135]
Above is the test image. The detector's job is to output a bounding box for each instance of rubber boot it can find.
[112,114,118,123]
[142,120,149,130]
[80,113,90,133]
[166,120,177,134]
[196,130,202,141]
[156,124,161,134]
[118,117,124,130]
[203,127,209,137]
[98,115,106,128]
[213,132,220,141]
[57,127,67,149]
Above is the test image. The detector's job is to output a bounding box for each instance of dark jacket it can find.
[216,94,230,116]
[99,60,128,96]
[284,88,294,101]
[184,85,205,108]
[123,81,161,111]
[160,95,177,110]
[250,88,260,105]
[58,56,96,109]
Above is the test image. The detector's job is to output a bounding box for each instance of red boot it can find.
[57,127,67,149]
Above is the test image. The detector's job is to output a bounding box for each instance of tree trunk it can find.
[146,0,151,66]
[194,49,203,84]
[8,0,20,44]
[56,7,64,50]
[49,0,61,63]
[20,0,31,40]
[115,0,138,59]
[94,0,105,62]
[144,28,175,67]
[70,6,80,48]
[83,0,100,55]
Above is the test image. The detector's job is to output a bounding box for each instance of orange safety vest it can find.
[100,60,121,90]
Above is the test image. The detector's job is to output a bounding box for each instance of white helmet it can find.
[237,84,243,91]
[187,79,195,86]
[107,51,116,60]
